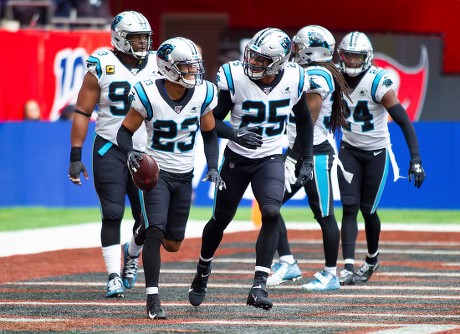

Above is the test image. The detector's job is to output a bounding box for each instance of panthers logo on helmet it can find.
[280,37,292,55]
[157,43,175,61]
[309,32,330,49]
[111,15,123,30]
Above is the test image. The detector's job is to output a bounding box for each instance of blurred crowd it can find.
[1,0,111,27]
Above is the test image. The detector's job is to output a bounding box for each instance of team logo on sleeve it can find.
[382,78,393,88]
[106,65,115,75]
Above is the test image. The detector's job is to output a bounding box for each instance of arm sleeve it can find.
[213,89,233,121]
[292,92,313,160]
[212,89,234,139]
[117,125,134,157]
[387,104,420,159]
[201,128,219,170]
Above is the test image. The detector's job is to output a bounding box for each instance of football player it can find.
[117,37,225,320]
[337,32,426,285]
[68,11,157,298]
[188,28,314,311]
[268,25,351,291]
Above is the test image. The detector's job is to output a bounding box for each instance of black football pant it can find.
[93,135,142,247]
[338,142,389,263]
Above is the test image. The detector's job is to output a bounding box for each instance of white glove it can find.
[284,155,297,193]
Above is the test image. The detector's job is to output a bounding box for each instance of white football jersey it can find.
[342,66,395,150]
[129,78,218,174]
[86,50,158,151]
[216,60,309,159]
[287,66,335,147]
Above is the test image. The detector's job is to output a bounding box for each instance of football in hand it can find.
[131,154,159,192]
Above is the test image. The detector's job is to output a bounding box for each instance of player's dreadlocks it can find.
[311,61,351,135]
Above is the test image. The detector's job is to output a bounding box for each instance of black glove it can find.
[230,126,263,150]
[408,158,425,188]
[68,161,88,185]
[202,168,227,190]
[127,151,143,175]
[68,147,88,186]
[295,159,313,186]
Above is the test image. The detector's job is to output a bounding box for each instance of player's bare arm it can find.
[306,92,323,125]
[71,72,100,147]
[200,109,216,132]
[121,107,144,134]
[68,72,101,185]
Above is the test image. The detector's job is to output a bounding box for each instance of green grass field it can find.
[0,206,459,231]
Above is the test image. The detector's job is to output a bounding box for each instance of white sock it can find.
[324,266,337,276]
[279,255,295,264]
[128,236,143,257]
[102,244,121,276]
[367,251,379,258]
[146,287,159,295]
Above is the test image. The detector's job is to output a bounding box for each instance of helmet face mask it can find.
[157,37,205,88]
[292,25,335,66]
[338,32,373,76]
[111,11,153,59]
[243,28,292,80]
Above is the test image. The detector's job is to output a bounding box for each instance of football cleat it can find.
[302,270,340,291]
[121,242,140,289]
[267,260,302,286]
[246,285,273,311]
[339,269,355,286]
[146,294,167,320]
[354,261,380,283]
[106,274,124,298]
[189,263,211,307]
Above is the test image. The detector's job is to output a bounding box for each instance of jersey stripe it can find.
[222,63,235,95]
[133,82,154,120]
[87,56,102,79]
[371,69,387,103]
[201,81,214,115]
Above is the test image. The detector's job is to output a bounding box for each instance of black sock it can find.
[365,253,379,265]
[344,264,355,272]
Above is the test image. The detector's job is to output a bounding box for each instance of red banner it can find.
[0,29,111,121]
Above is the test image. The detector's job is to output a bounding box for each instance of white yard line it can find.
[0,220,459,257]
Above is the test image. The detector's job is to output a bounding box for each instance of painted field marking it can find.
[0,317,66,322]
[182,320,459,332]
[6,281,460,292]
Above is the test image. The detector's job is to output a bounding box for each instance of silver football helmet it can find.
[243,28,292,80]
[292,25,335,66]
[111,11,153,59]
[156,37,205,88]
[338,31,374,76]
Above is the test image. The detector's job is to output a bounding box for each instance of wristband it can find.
[70,147,82,162]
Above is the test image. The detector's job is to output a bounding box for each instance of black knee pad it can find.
[212,211,233,230]
[261,205,280,224]
[101,203,125,221]
[342,204,359,218]
[145,226,165,246]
